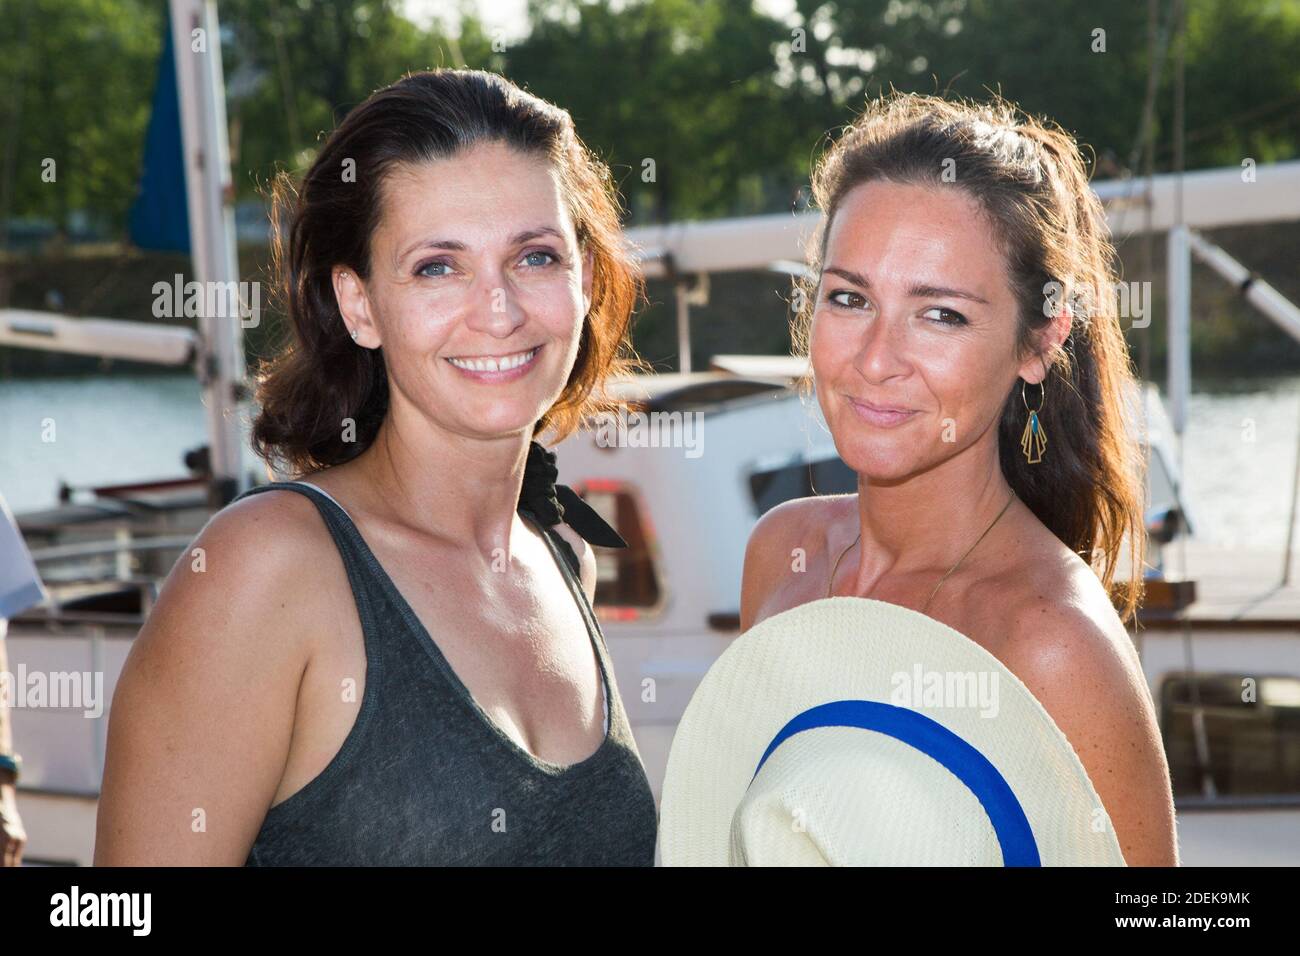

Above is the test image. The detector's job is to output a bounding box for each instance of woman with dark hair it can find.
[739,92,1179,865]
[95,69,657,865]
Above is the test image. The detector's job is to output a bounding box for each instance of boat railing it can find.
[27,535,195,565]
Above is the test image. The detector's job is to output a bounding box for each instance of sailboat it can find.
[3,2,1299,866]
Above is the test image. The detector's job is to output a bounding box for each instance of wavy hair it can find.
[792,91,1146,623]
[252,69,643,475]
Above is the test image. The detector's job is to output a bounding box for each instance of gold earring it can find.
[1020,379,1047,464]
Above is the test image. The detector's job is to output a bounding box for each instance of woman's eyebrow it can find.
[399,236,466,258]
[822,265,990,305]
[511,226,565,244]
[397,225,565,261]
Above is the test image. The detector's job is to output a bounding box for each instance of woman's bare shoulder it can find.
[984,540,1177,864]
[748,494,853,553]
[990,529,1128,639]
[741,494,854,631]
[136,486,346,662]
[96,487,349,863]
[189,487,339,587]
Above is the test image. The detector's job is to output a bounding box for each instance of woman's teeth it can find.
[447,347,539,373]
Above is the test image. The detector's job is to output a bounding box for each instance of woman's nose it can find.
[855,311,910,381]
[463,272,526,336]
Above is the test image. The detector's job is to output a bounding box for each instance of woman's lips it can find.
[444,344,542,383]
[847,397,918,428]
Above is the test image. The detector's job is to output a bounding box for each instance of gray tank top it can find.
[236,481,658,866]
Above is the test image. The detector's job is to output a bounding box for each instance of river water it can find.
[2,372,1299,551]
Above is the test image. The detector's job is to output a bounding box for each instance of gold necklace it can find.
[825,489,1017,612]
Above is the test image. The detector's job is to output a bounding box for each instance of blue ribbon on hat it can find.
[752,699,1042,866]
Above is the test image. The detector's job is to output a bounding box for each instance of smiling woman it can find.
[738,91,1179,866]
[253,72,643,470]
[94,70,657,867]
[784,92,1147,624]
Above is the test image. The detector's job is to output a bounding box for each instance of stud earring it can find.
[1020,379,1047,464]
[349,328,358,342]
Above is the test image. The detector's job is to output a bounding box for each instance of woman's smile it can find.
[845,395,919,428]
[444,343,543,382]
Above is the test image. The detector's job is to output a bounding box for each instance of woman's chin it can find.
[456,400,554,440]
[835,442,922,484]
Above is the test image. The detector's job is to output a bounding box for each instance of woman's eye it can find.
[521,250,558,268]
[415,260,451,278]
[828,289,867,309]
[923,306,968,326]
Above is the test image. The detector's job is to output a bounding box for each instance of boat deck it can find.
[1139,539,1300,630]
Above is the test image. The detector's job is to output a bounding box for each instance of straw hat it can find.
[659,597,1126,866]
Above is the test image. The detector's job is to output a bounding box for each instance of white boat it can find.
[10,357,1300,866]
[546,361,1300,866]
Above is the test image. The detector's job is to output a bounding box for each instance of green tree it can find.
[502,0,798,222]
[218,0,460,184]
[0,0,160,239]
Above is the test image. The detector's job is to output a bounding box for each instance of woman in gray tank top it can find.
[95,69,658,866]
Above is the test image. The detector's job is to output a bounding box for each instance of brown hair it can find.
[792,90,1145,624]
[252,69,643,475]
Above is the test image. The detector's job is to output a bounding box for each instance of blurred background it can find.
[1,0,1298,865]
[1,0,1298,537]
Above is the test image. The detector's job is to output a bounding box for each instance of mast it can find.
[169,0,248,505]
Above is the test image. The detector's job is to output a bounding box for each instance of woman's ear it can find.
[332,266,380,348]
[1018,308,1071,384]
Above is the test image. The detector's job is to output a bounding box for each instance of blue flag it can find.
[128,9,190,253]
